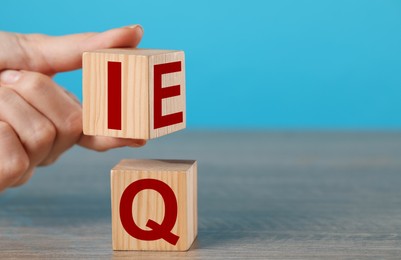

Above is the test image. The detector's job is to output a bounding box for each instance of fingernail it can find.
[0,70,21,84]
[125,24,144,34]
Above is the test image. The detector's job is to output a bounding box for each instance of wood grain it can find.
[82,48,186,140]
[1,132,401,259]
[148,51,186,139]
[111,159,197,251]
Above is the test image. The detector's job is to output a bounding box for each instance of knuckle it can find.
[62,110,83,137]
[0,153,30,185]
[0,122,29,185]
[27,72,47,92]
[29,120,56,150]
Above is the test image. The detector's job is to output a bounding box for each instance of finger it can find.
[36,25,144,74]
[0,121,30,191]
[0,25,144,74]
[78,135,146,152]
[63,88,81,105]
[0,85,56,166]
[11,166,34,187]
[0,70,146,160]
[0,70,83,165]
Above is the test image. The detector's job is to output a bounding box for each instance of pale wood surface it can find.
[82,48,185,140]
[1,131,401,259]
[111,159,197,251]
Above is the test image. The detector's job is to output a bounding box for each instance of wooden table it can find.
[1,131,401,259]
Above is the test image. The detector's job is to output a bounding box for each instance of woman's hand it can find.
[0,25,145,191]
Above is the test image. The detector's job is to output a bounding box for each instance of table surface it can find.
[1,131,401,259]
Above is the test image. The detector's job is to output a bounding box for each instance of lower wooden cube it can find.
[111,159,197,251]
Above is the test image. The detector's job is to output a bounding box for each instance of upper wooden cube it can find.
[82,48,186,139]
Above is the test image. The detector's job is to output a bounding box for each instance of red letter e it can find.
[153,61,183,129]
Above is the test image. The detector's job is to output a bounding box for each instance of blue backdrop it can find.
[1,0,401,129]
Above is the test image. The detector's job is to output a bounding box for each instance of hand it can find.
[0,25,145,191]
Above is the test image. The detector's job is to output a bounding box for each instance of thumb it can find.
[78,135,147,152]
[38,25,144,74]
[2,25,144,75]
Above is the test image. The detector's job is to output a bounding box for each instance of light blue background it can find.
[1,0,401,129]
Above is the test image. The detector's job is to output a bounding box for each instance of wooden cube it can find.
[82,49,186,140]
[111,159,197,251]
